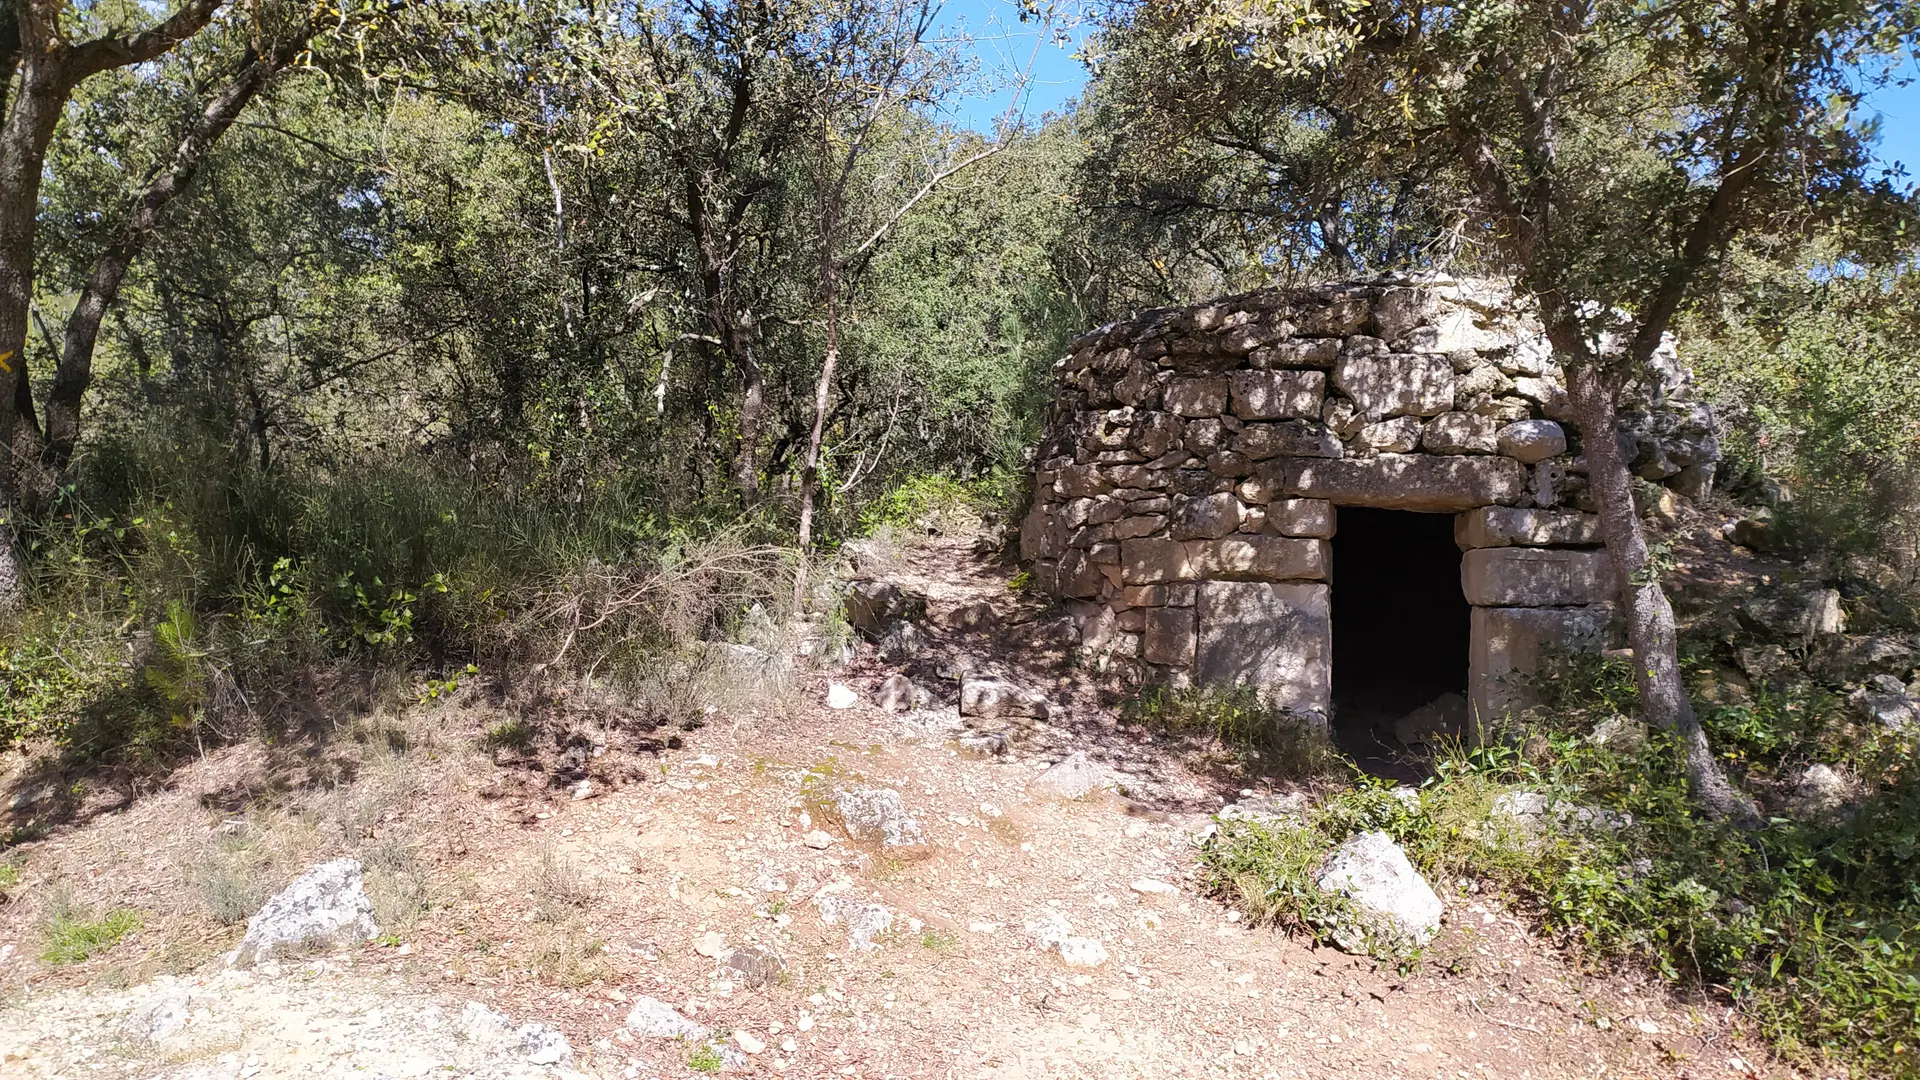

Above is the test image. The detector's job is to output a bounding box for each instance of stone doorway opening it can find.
[1331,507,1471,774]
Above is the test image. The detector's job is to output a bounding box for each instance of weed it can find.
[42,908,142,965]
[687,1043,724,1073]
[0,857,21,890]
[920,929,958,952]
[528,846,595,923]
[482,718,535,752]
[523,923,609,987]
[1124,683,1340,778]
[189,852,267,926]
[363,834,431,933]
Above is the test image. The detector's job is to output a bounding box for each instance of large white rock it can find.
[960,675,1049,719]
[625,995,711,1040]
[1028,751,1113,800]
[228,858,378,968]
[1315,831,1444,954]
[1495,419,1567,464]
[832,786,926,848]
[1332,353,1454,420]
[461,1002,573,1065]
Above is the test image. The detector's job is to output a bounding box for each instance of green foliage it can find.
[41,908,142,966]
[686,1043,724,1073]
[1123,683,1339,778]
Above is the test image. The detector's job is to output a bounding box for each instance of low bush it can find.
[1201,649,1920,1075]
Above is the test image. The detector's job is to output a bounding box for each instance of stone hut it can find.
[1019,278,1717,749]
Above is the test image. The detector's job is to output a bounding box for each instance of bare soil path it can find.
[1,534,1777,1080]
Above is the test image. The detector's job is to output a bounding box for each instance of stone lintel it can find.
[1288,455,1530,512]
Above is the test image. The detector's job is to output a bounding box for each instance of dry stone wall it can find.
[1019,278,1719,728]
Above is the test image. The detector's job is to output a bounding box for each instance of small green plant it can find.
[482,718,535,751]
[1124,683,1339,777]
[1006,569,1034,592]
[419,664,480,704]
[42,908,142,965]
[687,1043,724,1073]
[0,859,21,889]
[920,928,958,952]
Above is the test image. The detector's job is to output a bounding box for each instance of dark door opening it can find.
[1330,507,1470,777]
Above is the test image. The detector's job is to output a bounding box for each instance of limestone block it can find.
[1113,363,1160,407]
[1130,411,1182,457]
[1470,605,1615,723]
[1231,370,1325,421]
[1121,537,1195,584]
[1461,548,1616,606]
[1236,473,1281,504]
[1055,464,1112,497]
[1206,451,1254,477]
[1294,297,1371,336]
[1019,504,1067,561]
[1268,498,1336,538]
[1171,492,1244,540]
[1112,515,1167,540]
[1188,537,1329,582]
[1496,419,1567,464]
[1356,417,1422,453]
[1454,507,1602,549]
[1511,376,1572,420]
[1288,455,1530,511]
[1143,606,1197,666]
[1422,411,1498,454]
[1233,420,1343,460]
[1373,286,1436,342]
[1332,353,1454,420]
[1165,376,1230,417]
[1253,339,1339,368]
[1182,417,1226,452]
[1196,581,1331,718]
[1121,585,1167,607]
[1454,364,1514,399]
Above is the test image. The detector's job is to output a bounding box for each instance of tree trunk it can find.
[1564,360,1761,826]
[0,45,71,518]
[44,45,288,469]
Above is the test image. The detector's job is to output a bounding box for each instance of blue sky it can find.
[933,0,1920,186]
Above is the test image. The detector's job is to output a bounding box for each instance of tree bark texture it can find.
[1561,357,1762,826]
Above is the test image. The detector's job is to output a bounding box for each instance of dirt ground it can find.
[0,532,1792,1080]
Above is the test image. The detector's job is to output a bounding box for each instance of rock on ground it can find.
[960,675,1049,720]
[831,785,926,848]
[228,858,379,968]
[1788,764,1861,823]
[1027,751,1111,800]
[723,946,787,988]
[875,672,923,713]
[1315,831,1444,955]
[461,1002,573,1066]
[815,893,893,951]
[625,995,710,1040]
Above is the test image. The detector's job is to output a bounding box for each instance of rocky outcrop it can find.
[1315,831,1444,956]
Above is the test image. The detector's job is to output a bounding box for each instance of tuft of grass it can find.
[363,834,432,933]
[42,908,143,965]
[0,858,21,890]
[687,1043,724,1073]
[482,718,534,752]
[1124,683,1341,778]
[528,846,595,923]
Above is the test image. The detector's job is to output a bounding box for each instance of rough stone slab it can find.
[1470,605,1616,723]
[1120,537,1195,584]
[1288,455,1530,511]
[1252,339,1339,368]
[1165,376,1229,417]
[1462,547,1616,606]
[1187,537,1329,582]
[1332,353,1454,420]
[1233,420,1343,460]
[1422,411,1499,454]
[1195,581,1331,717]
[1268,498,1335,538]
[1143,606,1197,666]
[1231,370,1325,420]
[1356,417,1422,453]
[1454,507,1603,549]
[1170,492,1244,540]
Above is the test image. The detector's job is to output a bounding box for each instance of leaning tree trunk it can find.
[1564,361,1761,826]
[43,43,293,469]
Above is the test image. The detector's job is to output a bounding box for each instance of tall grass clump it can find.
[0,423,798,762]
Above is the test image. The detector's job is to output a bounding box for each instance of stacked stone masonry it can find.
[1020,278,1719,729]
